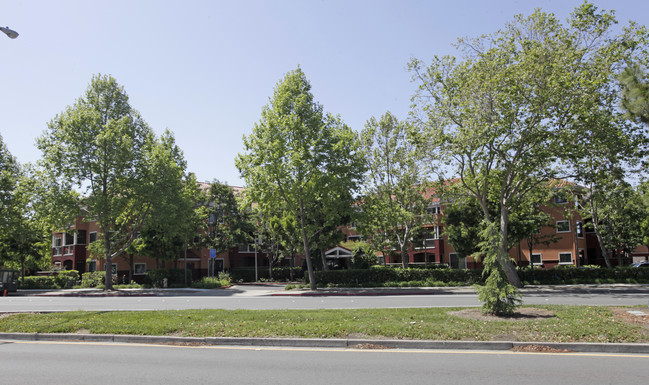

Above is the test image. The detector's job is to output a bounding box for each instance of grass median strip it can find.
[0,306,647,343]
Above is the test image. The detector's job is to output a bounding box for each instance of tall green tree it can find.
[128,131,203,280]
[202,181,253,270]
[236,68,365,290]
[0,134,20,265]
[588,182,645,265]
[410,3,648,313]
[441,196,483,264]
[37,74,156,290]
[2,168,51,276]
[359,112,430,268]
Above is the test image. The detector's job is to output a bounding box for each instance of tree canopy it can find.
[409,2,648,314]
[37,74,158,290]
[236,68,365,290]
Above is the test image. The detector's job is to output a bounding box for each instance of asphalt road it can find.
[0,285,647,312]
[1,340,647,385]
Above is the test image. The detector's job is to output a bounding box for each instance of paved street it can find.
[0,340,647,385]
[0,284,647,312]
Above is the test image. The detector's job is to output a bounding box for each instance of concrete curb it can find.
[2,333,648,354]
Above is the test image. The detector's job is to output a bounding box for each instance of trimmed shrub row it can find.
[312,266,484,287]
[310,265,649,287]
[518,266,649,285]
[230,267,304,282]
[20,270,80,289]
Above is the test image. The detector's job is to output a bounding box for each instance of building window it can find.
[423,238,436,248]
[53,237,62,256]
[89,231,97,243]
[134,263,146,275]
[63,246,73,255]
[531,253,542,266]
[556,220,570,233]
[427,204,441,215]
[111,263,118,275]
[559,252,573,265]
[88,261,97,272]
[64,232,74,246]
[76,230,87,245]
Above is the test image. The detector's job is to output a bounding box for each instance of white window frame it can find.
[530,253,542,266]
[134,263,146,275]
[89,231,97,243]
[427,204,441,215]
[63,232,75,246]
[558,252,573,265]
[556,220,570,233]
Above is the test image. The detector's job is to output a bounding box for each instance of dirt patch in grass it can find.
[611,307,649,336]
[448,307,556,322]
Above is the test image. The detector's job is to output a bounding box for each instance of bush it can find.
[517,265,649,285]
[191,274,230,289]
[230,267,304,282]
[20,276,57,289]
[81,271,105,288]
[20,271,80,289]
[312,266,483,287]
[54,270,79,289]
[146,268,192,288]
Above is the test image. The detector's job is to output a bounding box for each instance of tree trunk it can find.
[321,249,329,270]
[500,207,522,288]
[103,227,113,291]
[299,214,316,290]
[401,242,409,268]
[593,225,613,268]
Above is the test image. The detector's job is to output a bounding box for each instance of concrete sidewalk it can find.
[11,283,649,297]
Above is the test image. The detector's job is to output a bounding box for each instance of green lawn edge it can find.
[1,305,647,344]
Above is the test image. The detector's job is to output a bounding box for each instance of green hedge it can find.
[312,266,484,287]
[230,267,304,282]
[310,265,649,287]
[146,268,192,288]
[20,270,80,289]
[518,266,649,285]
[20,276,57,289]
[81,271,105,288]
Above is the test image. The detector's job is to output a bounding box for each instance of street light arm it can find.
[0,26,19,39]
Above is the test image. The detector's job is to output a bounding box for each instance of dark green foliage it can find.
[81,272,105,288]
[519,266,649,285]
[54,270,79,289]
[19,276,56,289]
[230,267,304,282]
[190,275,230,289]
[20,270,79,289]
[146,268,191,288]
[312,266,483,287]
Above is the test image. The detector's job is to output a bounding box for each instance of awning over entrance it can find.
[325,246,352,259]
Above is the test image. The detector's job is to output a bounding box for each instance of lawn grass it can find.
[0,306,646,343]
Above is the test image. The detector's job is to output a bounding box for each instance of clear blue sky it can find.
[2,0,647,186]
